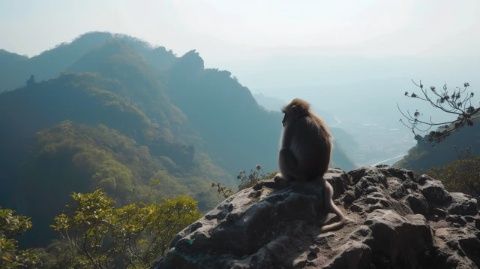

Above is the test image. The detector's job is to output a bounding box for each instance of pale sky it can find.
[1,0,479,163]
[1,0,479,60]
[1,0,479,110]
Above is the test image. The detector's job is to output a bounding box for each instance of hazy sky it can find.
[1,1,479,59]
[2,0,479,111]
[2,0,480,93]
[1,0,479,163]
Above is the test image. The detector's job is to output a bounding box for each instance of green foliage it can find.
[211,165,276,199]
[428,156,480,197]
[0,70,228,225]
[210,182,234,199]
[10,121,223,246]
[0,208,41,268]
[237,165,272,190]
[50,190,201,269]
[36,121,141,200]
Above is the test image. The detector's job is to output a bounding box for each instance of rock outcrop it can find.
[154,166,480,269]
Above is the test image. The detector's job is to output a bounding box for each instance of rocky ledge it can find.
[154,166,480,269]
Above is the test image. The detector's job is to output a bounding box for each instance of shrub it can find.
[428,156,480,197]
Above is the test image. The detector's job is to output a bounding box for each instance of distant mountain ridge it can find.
[253,93,286,112]
[0,31,354,170]
[0,32,355,246]
[395,117,480,172]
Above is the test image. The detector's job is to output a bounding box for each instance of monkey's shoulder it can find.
[292,117,324,132]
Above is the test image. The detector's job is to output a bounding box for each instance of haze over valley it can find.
[3,1,479,166]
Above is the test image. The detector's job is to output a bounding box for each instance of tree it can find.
[398,81,479,142]
[51,190,201,269]
[0,208,42,269]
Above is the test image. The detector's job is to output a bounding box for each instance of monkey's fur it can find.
[275,98,351,232]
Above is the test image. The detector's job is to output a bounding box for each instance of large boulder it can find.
[154,167,479,269]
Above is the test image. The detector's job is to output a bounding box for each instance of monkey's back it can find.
[291,116,331,180]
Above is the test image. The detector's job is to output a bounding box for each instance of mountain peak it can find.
[178,50,205,71]
[0,49,27,60]
[73,31,114,44]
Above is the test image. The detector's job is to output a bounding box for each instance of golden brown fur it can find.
[276,98,351,232]
[279,98,331,181]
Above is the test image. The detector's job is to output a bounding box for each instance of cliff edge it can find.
[155,166,479,269]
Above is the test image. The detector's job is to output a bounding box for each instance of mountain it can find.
[0,32,176,93]
[0,32,356,246]
[1,32,355,170]
[253,93,286,112]
[166,50,282,172]
[0,50,28,92]
[395,118,480,172]
[0,73,222,245]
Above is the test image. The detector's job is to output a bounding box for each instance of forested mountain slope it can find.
[0,74,222,245]
[0,32,355,246]
[395,118,480,172]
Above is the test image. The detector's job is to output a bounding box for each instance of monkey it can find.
[274,98,351,232]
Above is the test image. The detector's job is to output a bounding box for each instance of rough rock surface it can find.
[154,166,480,269]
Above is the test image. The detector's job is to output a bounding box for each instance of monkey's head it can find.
[281,98,310,126]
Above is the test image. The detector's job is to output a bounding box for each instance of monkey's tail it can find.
[319,219,347,232]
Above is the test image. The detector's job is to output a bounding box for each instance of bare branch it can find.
[399,81,478,142]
